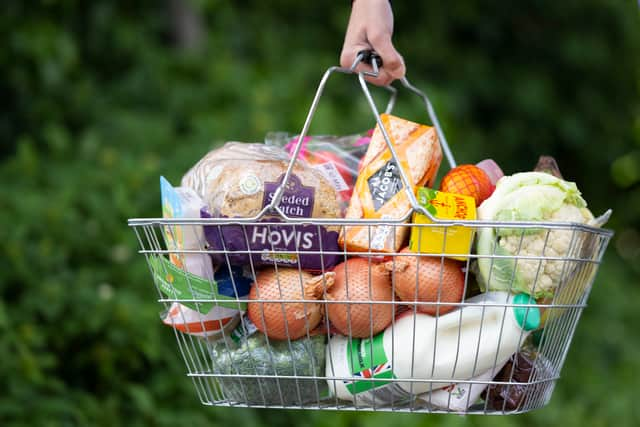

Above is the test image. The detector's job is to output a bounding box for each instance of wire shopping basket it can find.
[128,51,613,414]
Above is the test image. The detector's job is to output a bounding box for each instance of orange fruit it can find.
[440,164,494,206]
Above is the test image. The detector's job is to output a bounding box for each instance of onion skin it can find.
[385,248,465,316]
[248,269,334,340]
[327,258,394,338]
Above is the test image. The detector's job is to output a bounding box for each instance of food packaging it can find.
[155,262,253,340]
[481,348,554,411]
[162,302,241,340]
[338,114,442,254]
[265,131,372,205]
[150,255,253,316]
[161,177,248,333]
[161,176,210,270]
[409,188,477,260]
[181,142,343,271]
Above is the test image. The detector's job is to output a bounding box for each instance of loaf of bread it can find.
[181,142,342,271]
[182,142,341,219]
[338,114,443,253]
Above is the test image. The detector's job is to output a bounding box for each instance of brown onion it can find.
[326,258,394,338]
[385,248,465,316]
[248,268,334,340]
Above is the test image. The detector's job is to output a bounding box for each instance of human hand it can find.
[340,0,405,86]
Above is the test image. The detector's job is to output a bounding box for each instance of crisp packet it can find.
[338,114,443,253]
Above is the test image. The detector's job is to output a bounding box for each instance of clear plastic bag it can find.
[265,131,372,204]
[210,318,328,405]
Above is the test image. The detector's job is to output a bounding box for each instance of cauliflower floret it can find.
[497,204,592,295]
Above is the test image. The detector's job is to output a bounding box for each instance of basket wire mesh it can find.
[128,52,613,414]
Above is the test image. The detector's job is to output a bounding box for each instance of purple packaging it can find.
[202,174,341,272]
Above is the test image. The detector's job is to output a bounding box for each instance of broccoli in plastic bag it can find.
[210,317,328,405]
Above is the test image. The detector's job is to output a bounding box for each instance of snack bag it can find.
[338,114,442,253]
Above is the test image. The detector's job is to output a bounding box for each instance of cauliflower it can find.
[495,204,592,296]
[475,172,596,298]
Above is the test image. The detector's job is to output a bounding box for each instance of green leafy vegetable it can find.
[210,324,328,405]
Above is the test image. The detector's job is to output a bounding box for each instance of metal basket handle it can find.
[268,50,456,222]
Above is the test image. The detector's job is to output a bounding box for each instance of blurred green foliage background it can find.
[1,1,639,426]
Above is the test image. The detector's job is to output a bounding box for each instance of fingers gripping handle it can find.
[357,50,383,68]
[351,49,383,77]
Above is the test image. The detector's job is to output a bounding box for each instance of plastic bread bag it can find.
[181,142,343,272]
[210,316,329,405]
[265,130,373,204]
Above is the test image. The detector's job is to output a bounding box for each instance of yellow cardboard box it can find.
[409,187,477,260]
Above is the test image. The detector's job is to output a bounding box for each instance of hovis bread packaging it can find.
[338,114,443,253]
[181,142,343,272]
